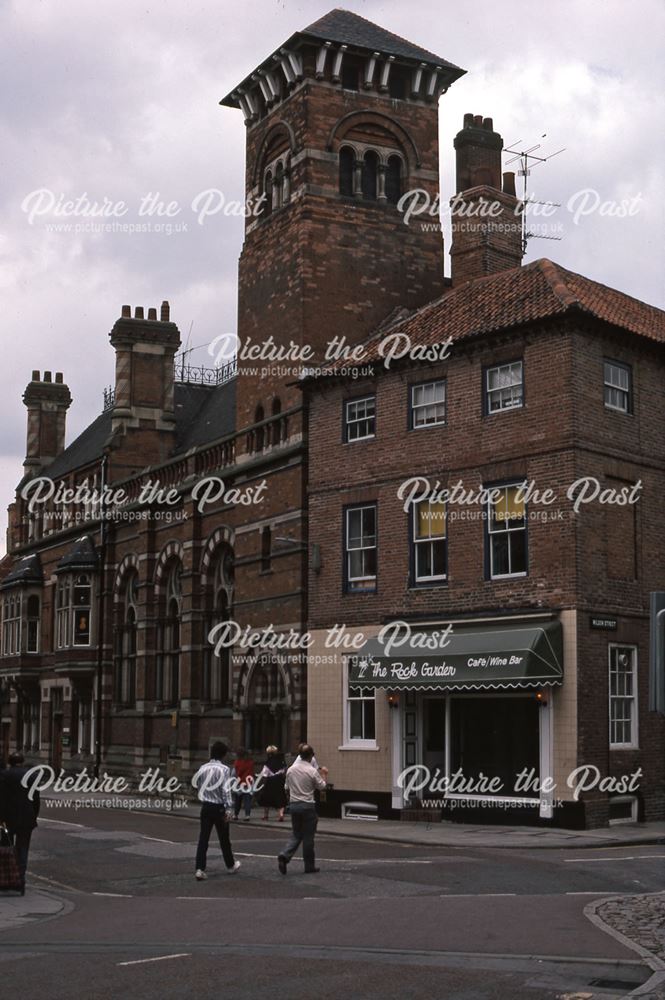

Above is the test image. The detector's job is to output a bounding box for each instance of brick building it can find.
[1,10,663,829]
[0,10,465,778]
[303,113,665,828]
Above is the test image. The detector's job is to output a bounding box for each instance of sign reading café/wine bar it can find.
[349,621,563,690]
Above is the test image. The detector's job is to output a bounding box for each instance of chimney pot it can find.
[503,171,517,196]
[32,370,40,382]
[148,307,157,320]
[43,371,52,383]
[473,115,483,127]
[55,372,63,384]
[483,117,494,131]
[160,300,170,322]
[121,304,131,318]
[135,306,144,319]
[463,112,474,128]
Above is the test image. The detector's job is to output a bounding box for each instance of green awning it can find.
[349,620,563,691]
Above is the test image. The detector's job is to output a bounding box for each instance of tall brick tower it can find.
[221,9,466,425]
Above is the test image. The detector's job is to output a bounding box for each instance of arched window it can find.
[254,404,265,451]
[386,155,402,204]
[158,562,181,707]
[362,151,379,201]
[26,594,40,653]
[274,162,284,210]
[271,397,282,446]
[203,551,233,706]
[339,146,354,196]
[115,572,137,707]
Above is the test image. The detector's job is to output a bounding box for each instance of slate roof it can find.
[45,410,113,479]
[0,553,43,589]
[41,380,237,481]
[174,379,237,451]
[321,258,665,374]
[301,9,464,71]
[56,535,98,572]
[220,8,465,107]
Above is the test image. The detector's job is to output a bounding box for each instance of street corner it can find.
[584,891,665,996]
[0,885,71,932]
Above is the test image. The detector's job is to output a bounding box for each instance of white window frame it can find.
[487,485,528,580]
[345,505,377,592]
[609,644,638,749]
[411,380,446,429]
[412,501,447,584]
[56,574,93,649]
[604,360,631,414]
[26,593,40,654]
[345,396,376,442]
[1,593,22,656]
[486,361,524,413]
[340,657,378,750]
[56,577,72,648]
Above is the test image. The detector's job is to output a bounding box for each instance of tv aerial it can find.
[504,135,566,255]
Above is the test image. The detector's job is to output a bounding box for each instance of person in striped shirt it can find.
[192,742,241,880]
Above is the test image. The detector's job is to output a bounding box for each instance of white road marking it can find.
[141,836,177,844]
[92,892,134,898]
[39,818,86,829]
[30,872,82,894]
[117,953,191,966]
[565,854,665,863]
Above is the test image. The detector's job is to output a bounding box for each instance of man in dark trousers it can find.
[277,744,328,875]
[191,742,241,880]
[0,752,40,891]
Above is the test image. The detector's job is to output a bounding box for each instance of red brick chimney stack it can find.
[107,302,181,471]
[449,114,523,286]
[22,370,72,473]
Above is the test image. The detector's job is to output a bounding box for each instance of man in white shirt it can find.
[277,744,328,875]
[192,742,241,880]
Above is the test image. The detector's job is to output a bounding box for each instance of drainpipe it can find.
[94,450,109,777]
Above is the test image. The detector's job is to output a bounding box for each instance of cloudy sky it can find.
[1,0,663,555]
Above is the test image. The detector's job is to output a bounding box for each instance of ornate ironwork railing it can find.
[102,358,236,409]
[174,357,237,386]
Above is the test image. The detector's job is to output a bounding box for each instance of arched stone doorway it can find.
[242,656,290,754]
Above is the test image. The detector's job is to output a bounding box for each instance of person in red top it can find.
[232,748,255,821]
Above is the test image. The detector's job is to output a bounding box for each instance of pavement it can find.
[0,885,69,931]
[40,792,665,850]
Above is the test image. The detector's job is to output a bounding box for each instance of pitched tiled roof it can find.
[302,9,464,72]
[321,259,664,374]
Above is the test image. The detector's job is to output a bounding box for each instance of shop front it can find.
[349,619,563,821]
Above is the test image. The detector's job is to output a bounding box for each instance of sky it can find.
[1,0,663,555]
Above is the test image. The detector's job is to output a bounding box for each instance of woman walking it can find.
[257,745,287,822]
[232,748,255,821]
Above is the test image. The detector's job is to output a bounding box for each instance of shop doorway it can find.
[450,696,539,796]
[422,697,446,776]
